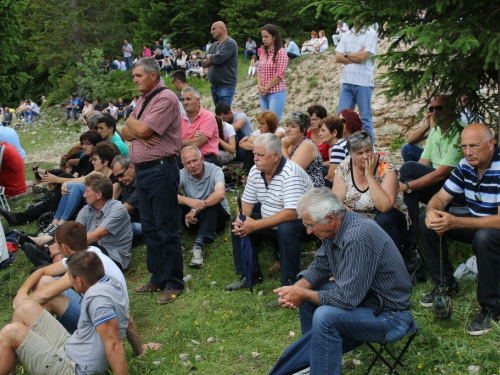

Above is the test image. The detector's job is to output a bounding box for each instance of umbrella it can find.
[237,190,254,291]
[268,330,311,375]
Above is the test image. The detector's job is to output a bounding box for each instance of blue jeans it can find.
[23,110,39,121]
[234,130,248,161]
[54,183,85,221]
[131,221,145,245]
[136,159,184,289]
[58,288,82,334]
[337,84,374,143]
[231,209,313,286]
[259,90,286,123]
[401,143,424,163]
[66,107,78,120]
[300,281,414,375]
[211,86,236,108]
[124,56,132,70]
[244,49,257,60]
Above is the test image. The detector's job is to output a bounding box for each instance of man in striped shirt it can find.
[274,188,413,375]
[420,123,500,335]
[226,133,314,293]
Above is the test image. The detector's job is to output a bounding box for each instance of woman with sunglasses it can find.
[333,131,409,249]
[257,24,288,122]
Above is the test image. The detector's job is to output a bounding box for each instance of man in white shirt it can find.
[335,18,378,143]
[23,99,40,123]
[244,37,257,60]
[332,20,350,46]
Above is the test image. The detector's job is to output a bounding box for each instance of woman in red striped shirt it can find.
[256,24,289,122]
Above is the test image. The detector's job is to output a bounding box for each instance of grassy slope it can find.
[1,54,500,374]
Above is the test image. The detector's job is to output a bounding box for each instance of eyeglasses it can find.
[302,221,317,231]
[428,106,443,113]
[474,178,482,203]
[115,164,129,179]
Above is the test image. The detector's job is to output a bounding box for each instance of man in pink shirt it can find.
[181,87,219,164]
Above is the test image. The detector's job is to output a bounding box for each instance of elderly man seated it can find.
[226,133,314,300]
[178,146,230,268]
[420,123,500,335]
[181,86,219,164]
[274,188,414,375]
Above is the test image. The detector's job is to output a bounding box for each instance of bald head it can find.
[462,123,492,142]
[211,21,228,41]
[461,123,495,169]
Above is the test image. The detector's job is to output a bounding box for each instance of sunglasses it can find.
[115,164,130,179]
[348,131,370,143]
[292,112,302,120]
[474,178,482,203]
[428,106,443,113]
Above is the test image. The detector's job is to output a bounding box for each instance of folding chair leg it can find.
[364,328,418,374]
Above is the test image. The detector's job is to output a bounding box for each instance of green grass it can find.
[2,57,500,374]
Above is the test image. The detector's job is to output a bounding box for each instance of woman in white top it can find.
[313,30,329,53]
[216,116,237,165]
[79,98,94,125]
[301,31,318,54]
[105,101,117,119]
[176,51,187,71]
[239,110,285,174]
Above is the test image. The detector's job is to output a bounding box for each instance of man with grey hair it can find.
[178,146,230,267]
[226,133,314,301]
[284,37,301,59]
[274,187,414,374]
[181,86,219,164]
[122,57,184,304]
[204,21,238,107]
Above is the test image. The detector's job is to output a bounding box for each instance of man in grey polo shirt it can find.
[76,173,133,270]
[179,146,230,268]
[215,102,253,161]
[0,251,129,374]
[227,133,314,301]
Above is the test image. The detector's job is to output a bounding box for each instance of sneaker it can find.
[134,281,163,294]
[420,284,459,308]
[38,223,59,236]
[158,287,184,305]
[226,275,264,291]
[189,244,204,268]
[467,309,499,336]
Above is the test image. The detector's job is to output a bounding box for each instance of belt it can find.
[134,156,177,171]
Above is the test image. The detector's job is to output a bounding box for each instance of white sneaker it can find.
[189,244,204,268]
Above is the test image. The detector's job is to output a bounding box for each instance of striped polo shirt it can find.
[243,157,313,219]
[444,145,500,217]
[330,138,348,164]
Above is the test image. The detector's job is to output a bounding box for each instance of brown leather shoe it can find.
[158,288,183,305]
[134,281,162,295]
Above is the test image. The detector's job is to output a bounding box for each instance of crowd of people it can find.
[0,17,496,375]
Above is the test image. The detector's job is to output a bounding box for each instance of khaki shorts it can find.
[16,310,76,375]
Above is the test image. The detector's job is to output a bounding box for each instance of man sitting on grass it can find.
[13,222,160,356]
[178,146,230,268]
[97,113,129,156]
[0,251,129,374]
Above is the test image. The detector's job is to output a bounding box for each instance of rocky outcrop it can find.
[201,38,427,147]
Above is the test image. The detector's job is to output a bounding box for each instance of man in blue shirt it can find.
[285,37,301,59]
[65,94,82,121]
[420,123,500,335]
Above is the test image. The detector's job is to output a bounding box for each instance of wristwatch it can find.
[344,51,349,58]
[405,182,412,194]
